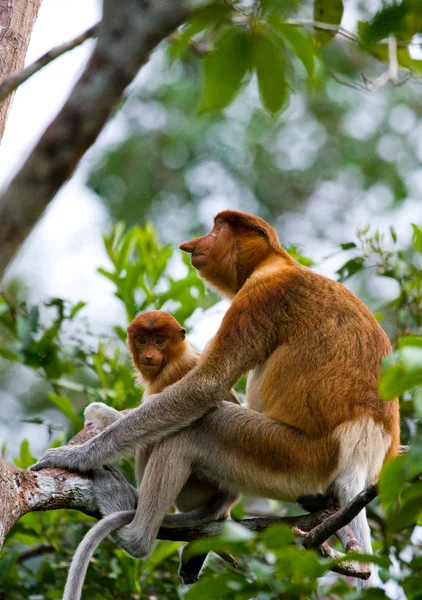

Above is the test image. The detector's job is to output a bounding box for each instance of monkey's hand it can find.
[84,402,122,430]
[30,445,92,472]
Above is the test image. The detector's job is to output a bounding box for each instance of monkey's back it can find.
[245,266,399,460]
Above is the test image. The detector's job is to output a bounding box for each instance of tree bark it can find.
[0,0,42,142]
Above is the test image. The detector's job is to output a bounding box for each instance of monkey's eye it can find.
[155,337,165,346]
[135,337,147,347]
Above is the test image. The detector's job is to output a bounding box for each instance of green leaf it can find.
[169,1,233,62]
[285,244,314,267]
[70,301,86,319]
[336,257,364,282]
[398,335,422,349]
[401,347,422,373]
[378,455,407,507]
[221,520,256,542]
[28,306,40,333]
[340,242,357,250]
[0,346,21,361]
[16,316,33,348]
[262,523,295,548]
[14,439,36,469]
[379,349,422,399]
[199,26,251,113]
[230,501,246,520]
[361,1,422,45]
[390,226,397,243]
[50,378,89,393]
[313,0,344,47]
[141,540,183,574]
[48,393,83,431]
[275,23,315,79]
[412,223,422,254]
[185,573,253,600]
[253,27,288,114]
[389,482,422,532]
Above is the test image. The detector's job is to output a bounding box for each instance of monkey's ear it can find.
[180,328,187,339]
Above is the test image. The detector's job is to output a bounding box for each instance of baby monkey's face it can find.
[127,311,187,379]
[129,330,167,375]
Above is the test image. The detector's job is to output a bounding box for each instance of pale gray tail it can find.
[62,497,234,600]
[63,510,134,600]
[335,471,373,590]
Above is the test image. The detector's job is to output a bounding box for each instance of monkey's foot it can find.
[178,545,207,584]
[116,526,154,559]
[92,465,138,516]
[179,568,200,585]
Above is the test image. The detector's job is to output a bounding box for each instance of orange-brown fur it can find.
[180,212,400,474]
[127,310,200,395]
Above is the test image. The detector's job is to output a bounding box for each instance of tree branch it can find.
[303,485,378,549]
[0,0,190,282]
[0,24,99,103]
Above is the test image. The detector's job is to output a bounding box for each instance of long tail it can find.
[63,510,134,600]
[63,493,236,600]
[162,490,237,528]
[335,472,373,590]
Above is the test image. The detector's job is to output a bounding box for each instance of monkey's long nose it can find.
[179,239,197,253]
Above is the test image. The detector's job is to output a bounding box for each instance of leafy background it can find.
[1,0,422,598]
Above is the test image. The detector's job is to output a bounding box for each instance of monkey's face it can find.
[129,334,167,376]
[179,219,238,296]
[127,311,186,380]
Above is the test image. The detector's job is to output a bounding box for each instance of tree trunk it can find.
[0,0,42,143]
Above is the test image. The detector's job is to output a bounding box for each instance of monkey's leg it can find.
[117,436,193,558]
[178,543,238,585]
[178,547,208,584]
[92,465,138,516]
[174,489,239,584]
[117,403,338,559]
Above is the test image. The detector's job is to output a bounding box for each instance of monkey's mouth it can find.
[191,253,207,269]
[139,363,161,371]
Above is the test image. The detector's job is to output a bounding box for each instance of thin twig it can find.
[329,71,370,92]
[388,34,399,84]
[17,544,55,563]
[0,24,99,103]
[319,542,371,579]
[285,19,358,43]
[303,484,378,549]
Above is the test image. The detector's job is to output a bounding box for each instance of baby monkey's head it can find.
[127,311,187,380]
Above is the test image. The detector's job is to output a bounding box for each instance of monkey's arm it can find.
[31,289,278,473]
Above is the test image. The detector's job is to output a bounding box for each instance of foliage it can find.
[88,0,421,241]
[0,222,422,598]
[173,0,420,116]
